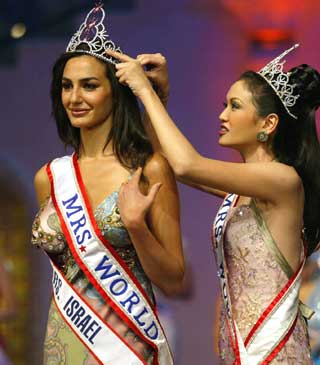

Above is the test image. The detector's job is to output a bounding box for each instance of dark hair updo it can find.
[50,51,153,170]
[290,64,320,113]
[239,64,320,255]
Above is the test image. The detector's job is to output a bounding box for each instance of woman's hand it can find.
[106,50,153,99]
[117,167,162,230]
[137,53,170,103]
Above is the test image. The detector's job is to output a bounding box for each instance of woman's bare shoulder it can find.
[34,163,51,206]
[144,152,173,178]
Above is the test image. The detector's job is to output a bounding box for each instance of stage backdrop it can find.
[0,0,319,364]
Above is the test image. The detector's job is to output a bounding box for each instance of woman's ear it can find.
[263,113,279,135]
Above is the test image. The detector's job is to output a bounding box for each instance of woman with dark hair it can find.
[31,4,183,365]
[109,45,320,364]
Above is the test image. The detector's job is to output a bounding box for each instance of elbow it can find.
[172,160,191,180]
[173,164,186,179]
[171,152,199,179]
[161,267,185,298]
[165,285,184,298]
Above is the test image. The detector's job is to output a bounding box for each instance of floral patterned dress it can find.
[32,191,155,365]
[214,199,313,365]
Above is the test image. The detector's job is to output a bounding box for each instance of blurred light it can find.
[249,28,294,54]
[250,28,293,45]
[10,23,27,39]
[221,0,305,30]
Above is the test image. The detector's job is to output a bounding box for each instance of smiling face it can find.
[218,80,265,151]
[61,55,113,129]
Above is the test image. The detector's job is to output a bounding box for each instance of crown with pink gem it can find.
[257,44,300,119]
[66,2,122,66]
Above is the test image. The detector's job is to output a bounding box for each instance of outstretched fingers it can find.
[136,53,166,67]
[115,68,128,84]
[106,49,133,62]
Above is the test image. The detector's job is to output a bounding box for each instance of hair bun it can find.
[289,64,320,111]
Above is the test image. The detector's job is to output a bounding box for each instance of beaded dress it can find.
[32,190,155,365]
[214,199,313,364]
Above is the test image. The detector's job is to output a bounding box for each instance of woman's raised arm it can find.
[108,50,301,204]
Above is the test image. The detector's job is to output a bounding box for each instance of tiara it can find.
[66,2,122,66]
[257,44,300,119]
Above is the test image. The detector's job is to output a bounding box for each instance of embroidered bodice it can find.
[224,202,295,338]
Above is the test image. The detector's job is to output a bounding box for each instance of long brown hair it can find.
[50,52,153,169]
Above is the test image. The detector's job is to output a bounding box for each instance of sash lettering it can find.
[94,254,158,339]
[47,155,173,365]
[62,194,92,245]
[50,262,144,365]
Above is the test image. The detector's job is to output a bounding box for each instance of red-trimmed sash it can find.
[47,155,173,365]
[51,261,145,365]
[213,194,306,365]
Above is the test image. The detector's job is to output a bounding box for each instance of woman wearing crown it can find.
[31,4,184,365]
[108,45,320,364]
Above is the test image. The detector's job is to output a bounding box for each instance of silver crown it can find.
[257,44,300,119]
[66,3,122,66]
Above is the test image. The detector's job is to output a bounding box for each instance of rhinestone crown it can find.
[66,2,122,66]
[257,44,300,119]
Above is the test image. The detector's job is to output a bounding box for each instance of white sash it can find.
[213,194,244,363]
[48,154,173,365]
[213,194,305,365]
[51,261,145,365]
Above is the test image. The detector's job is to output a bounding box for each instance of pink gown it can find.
[214,199,313,364]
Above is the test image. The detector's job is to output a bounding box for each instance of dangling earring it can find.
[257,131,268,143]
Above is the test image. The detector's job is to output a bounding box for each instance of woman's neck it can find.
[241,144,275,163]
[78,119,113,160]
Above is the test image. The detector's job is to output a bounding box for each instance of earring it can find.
[257,131,268,143]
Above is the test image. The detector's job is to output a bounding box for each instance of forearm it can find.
[177,176,226,198]
[143,111,162,153]
[142,96,168,153]
[140,88,199,177]
[126,220,184,296]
